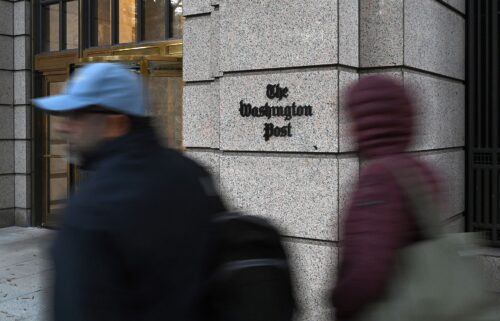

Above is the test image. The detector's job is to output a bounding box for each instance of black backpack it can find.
[205,211,296,321]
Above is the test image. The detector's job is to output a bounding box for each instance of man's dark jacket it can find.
[52,125,225,321]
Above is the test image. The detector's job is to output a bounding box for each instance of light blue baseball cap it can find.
[32,63,147,117]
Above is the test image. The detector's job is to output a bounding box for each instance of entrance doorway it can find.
[33,43,183,228]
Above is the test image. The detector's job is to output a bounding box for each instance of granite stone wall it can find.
[0,0,32,228]
[359,0,466,232]
[183,0,465,319]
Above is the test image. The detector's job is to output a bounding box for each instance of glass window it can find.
[119,0,137,43]
[40,0,185,51]
[92,0,112,46]
[143,0,165,41]
[171,0,184,38]
[66,0,79,49]
[42,3,60,51]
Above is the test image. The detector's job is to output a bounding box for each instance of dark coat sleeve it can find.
[331,163,419,320]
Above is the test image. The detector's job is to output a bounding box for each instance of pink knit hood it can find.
[346,76,414,159]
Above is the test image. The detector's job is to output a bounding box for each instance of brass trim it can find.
[42,155,66,159]
[83,40,183,59]
[35,51,78,75]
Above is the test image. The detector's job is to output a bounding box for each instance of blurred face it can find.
[53,112,108,164]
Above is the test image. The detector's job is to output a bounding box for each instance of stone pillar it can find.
[0,0,15,227]
[183,0,466,319]
[0,0,31,228]
[359,0,466,232]
[183,0,359,319]
[13,0,32,227]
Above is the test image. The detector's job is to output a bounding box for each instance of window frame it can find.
[37,0,181,53]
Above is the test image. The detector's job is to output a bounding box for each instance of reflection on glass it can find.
[48,82,70,215]
[148,76,183,149]
[66,0,79,49]
[93,0,112,46]
[143,0,165,40]
[171,0,184,38]
[119,0,137,43]
[42,4,60,51]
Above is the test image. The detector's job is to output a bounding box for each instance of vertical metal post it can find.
[467,0,476,233]
[59,0,64,50]
[112,0,119,44]
[136,0,142,41]
[491,0,499,243]
[79,0,84,57]
[165,0,171,38]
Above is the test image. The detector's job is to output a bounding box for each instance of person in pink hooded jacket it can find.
[332,76,442,320]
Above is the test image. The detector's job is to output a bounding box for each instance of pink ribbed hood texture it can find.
[346,75,414,159]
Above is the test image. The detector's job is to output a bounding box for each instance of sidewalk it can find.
[0,227,55,321]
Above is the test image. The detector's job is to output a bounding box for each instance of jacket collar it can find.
[80,125,160,170]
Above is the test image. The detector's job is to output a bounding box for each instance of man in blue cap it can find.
[33,63,225,321]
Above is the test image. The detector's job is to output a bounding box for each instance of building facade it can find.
[0,0,498,319]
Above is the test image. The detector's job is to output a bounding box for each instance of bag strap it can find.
[384,163,442,239]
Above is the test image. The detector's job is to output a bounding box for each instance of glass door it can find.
[40,75,76,227]
[146,59,183,149]
[34,53,183,228]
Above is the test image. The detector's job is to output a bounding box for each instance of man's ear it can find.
[103,115,131,139]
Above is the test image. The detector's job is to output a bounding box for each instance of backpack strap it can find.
[385,163,442,240]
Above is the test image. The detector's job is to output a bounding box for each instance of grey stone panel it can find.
[14,1,30,36]
[339,0,359,67]
[14,35,30,70]
[443,215,465,233]
[405,72,465,151]
[360,69,404,81]
[14,174,30,208]
[442,0,466,14]
[0,175,14,209]
[285,239,337,321]
[0,106,13,139]
[183,15,214,82]
[0,141,14,174]
[0,70,14,105]
[220,69,338,153]
[404,0,465,80]
[338,70,358,152]
[0,1,13,35]
[220,154,339,241]
[14,106,30,139]
[14,208,30,226]
[0,208,15,227]
[338,155,359,238]
[220,0,338,72]
[184,149,221,189]
[184,0,212,16]
[211,8,221,78]
[0,35,13,70]
[360,0,404,67]
[14,70,30,105]
[14,140,29,174]
[183,81,219,148]
[418,149,464,221]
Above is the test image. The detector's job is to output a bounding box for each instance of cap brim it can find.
[32,94,97,113]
